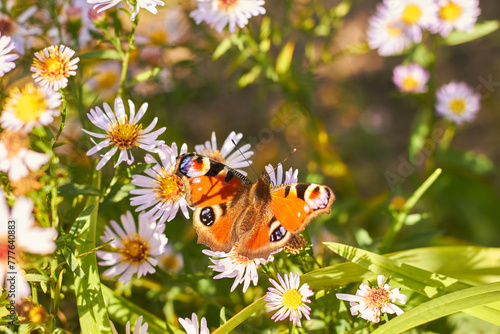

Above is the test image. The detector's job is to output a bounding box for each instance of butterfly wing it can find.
[237,179,335,259]
[270,183,335,232]
[175,153,252,252]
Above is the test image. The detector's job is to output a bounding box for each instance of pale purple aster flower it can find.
[392,62,430,93]
[130,143,191,224]
[97,211,168,284]
[0,33,18,76]
[110,316,149,334]
[190,0,266,33]
[436,81,480,124]
[203,245,279,293]
[82,97,166,170]
[336,275,407,323]
[431,0,481,37]
[178,313,210,334]
[367,2,414,56]
[264,272,314,327]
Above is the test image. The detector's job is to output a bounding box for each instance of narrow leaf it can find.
[444,21,500,46]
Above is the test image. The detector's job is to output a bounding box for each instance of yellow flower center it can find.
[439,2,463,23]
[402,76,419,92]
[150,30,168,45]
[448,98,466,114]
[120,233,150,264]
[364,287,390,310]
[107,119,143,150]
[215,0,239,12]
[387,21,403,37]
[202,148,225,163]
[402,4,423,25]
[95,70,119,89]
[5,84,48,123]
[154,168,185,203]
[281,289,303,309]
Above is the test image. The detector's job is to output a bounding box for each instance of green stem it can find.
[52,89,67,148]
[438,122,456,150]
[118,15,139,98]
[380,168,442,253]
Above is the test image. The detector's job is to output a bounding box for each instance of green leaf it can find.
[213,37,233,60]
[79,49,122,60]
[444,20,500,46]
[212,298,266,334]
[275,41,295,75]
[67,205,95,241]
[100,183,135,208]
[101,285,175,334]
[58,183,101,196]
[409,44,435,67]
[237,65,262,88]
[125,67,161,88]
[371,282,500,334]
[73,171,112,333]
[61,248,85,278]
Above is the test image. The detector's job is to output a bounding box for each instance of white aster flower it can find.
[431,0,481,37]
[87,0,165,20]
[0,33,19,77]
[367,3,413,56]
[392,62,430,94]
[435,81,480,124]
[264,272,314,327]
[31,45,80,91]
[111,316,149,334]
[195,131,253,176]
[0,130,50,182]
[336,275,407,323]
[385,0,438,42]
[190,0,266,33]
[178,313,210,334]
[1,84,62,132]
[82,97,166,170]
[0,191,57,300]
[265,163,299,186]
[97,211,168,284]
[130,143,191,224]
[203,244,278,293]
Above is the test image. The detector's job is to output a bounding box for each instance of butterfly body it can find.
[175,153,335,259]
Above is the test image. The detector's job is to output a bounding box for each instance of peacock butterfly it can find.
[174,153,335,259]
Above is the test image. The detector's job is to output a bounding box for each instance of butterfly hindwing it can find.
[270,183,335,232]
[175,153,251,252]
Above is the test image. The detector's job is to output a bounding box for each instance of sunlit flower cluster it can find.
[368,0,481,56]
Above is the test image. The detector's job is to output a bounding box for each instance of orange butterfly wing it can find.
[175,153,251,252]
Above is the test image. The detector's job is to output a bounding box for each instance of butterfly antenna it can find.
[231,139,259,178]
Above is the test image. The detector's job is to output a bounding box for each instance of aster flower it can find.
[179,313,210,334]
[203,244,278,293]
[96,211,168,284]
[0,130,50,182]
[0,33,19,77]
[392,63,430,94]
[0,191,57,300]
[264,272,314,327]
[194,131,254,176]
[367,3,413,56]
[1,84,62,132]
[136,7,190,47]
[190,0,266,34]
[111,316,149,334]
[82,97,166,170]
[336,275,407,323]
[435,81,480,124]
[31,45,80,91]
[431,0,481,37]
[130,143,191,224]
[385,0,438,43]
[87,0,165,20]
[86,61,122,100]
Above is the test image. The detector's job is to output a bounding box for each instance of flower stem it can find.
[118,14,139,98]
